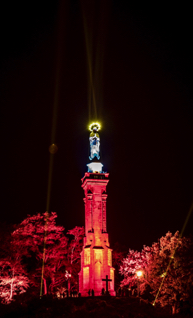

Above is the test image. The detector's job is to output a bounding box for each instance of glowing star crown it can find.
[89,122,101,132]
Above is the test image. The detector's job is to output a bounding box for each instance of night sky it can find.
[1,1,193,251]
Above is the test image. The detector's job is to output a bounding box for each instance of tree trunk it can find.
[10,269,14,300]
[10,281,13,300]
[172,303,176,314]
[43,278,47,295]
[68,279,71,296]
[51,272,55,294]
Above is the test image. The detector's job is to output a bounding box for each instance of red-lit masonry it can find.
[79,172,115,296]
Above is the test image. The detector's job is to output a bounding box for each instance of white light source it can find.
[87,162,103,173]
[136,270,143,278]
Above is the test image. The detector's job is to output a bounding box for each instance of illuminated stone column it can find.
[79,122,115,296]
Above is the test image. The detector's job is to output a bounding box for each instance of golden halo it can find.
[89,122,101,132]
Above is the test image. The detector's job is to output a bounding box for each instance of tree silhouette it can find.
[0,223,29,303]
[66,226,84,294]
[120,231,193,314]
[12,212,68,295]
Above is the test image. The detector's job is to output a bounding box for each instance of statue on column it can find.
[89,123,101,160]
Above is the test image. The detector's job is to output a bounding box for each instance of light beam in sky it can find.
[153,201,193,306]
[81,0,109,123]
[40,1,67,298]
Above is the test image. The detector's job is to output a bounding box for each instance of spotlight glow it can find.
[136,270,143,278]
[89,122,101,132]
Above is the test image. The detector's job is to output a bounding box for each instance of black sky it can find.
[1,1,193,251]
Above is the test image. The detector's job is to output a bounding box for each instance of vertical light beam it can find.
[153,201,193,306]
[40,0,67,298]
[82,10,97,122]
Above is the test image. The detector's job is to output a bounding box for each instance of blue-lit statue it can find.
[89,123,101,160]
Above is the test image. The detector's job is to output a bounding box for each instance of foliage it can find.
[11,212,68,294]
[0,224,29,303]
[120,245,151,289]
[67,226,84,265]
[120,231,193,314]
[66,226,84,293]
[0,259,29,303]
[0,213,84,303]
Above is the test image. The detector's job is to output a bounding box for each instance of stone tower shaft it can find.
[82,172,108,241]
[79,172,115,296]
